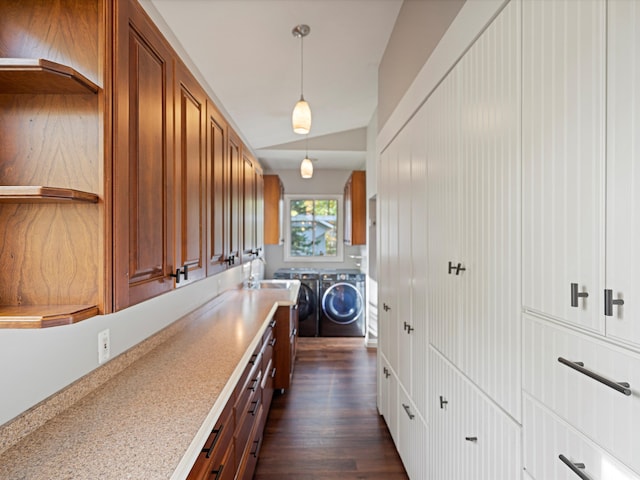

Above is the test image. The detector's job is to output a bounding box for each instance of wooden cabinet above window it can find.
[344,170,366,245]
[263,175,284,245]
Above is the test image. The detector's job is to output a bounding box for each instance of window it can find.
[284,195,343,262]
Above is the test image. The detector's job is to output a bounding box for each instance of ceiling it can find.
[144,0,403,172]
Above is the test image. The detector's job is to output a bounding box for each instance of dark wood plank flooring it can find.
[254,338,408,479]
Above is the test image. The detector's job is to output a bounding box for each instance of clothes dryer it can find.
[273,268,319,337]
[319,269,365,337]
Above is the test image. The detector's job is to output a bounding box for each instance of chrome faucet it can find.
[247,254,266,289]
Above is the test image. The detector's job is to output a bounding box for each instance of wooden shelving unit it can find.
[0,305,99,329]
[0,186,99,203]
[0,58,99,94]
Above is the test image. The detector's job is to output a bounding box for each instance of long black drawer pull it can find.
[402,403,415,420]
[202,425,223,458]
[251,436,263,458]
[558,357,631,396]
[465,436,478,442]
[559,454,589,480]
[249,400,260,416]
[210,463,224,480]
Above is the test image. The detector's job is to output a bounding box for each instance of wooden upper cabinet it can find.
[227,130,242,264]
[0,0,105,327]
[174,62,207,286]
[263,175,284,245]
[206,101,228,276]
[255,163,264,253]
[113,0,175,310]
[344,170,366,245]
[242,152,257,258]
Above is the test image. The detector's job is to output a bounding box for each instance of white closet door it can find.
[457,0,522,420]
[410,105,429,420]
[522,0,605,333]
[427,67,461,365]
[397,125,413,392]
[606,0,640,349]
[398,385,428,480]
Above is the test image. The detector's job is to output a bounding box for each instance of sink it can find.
[245,280,292,290]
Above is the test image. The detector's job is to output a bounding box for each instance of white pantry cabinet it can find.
[522,0,606,333]
[605,0,640,350]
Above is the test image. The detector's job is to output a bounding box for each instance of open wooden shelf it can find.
[0,305,99,328]
[0,58,99,94]
[0,186,99,203]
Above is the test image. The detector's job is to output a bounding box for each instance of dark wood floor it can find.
[254,338,408,480]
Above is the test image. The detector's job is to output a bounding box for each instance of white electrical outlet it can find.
[98,329,110,364]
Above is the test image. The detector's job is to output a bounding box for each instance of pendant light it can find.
[300,136,313,179]
[292,24,311,134]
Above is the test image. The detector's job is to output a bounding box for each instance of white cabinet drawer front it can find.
[398,385,428,480]
[523,315,640,473]
[524,394,640,480]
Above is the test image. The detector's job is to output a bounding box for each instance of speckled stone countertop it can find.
[0,283,298,480]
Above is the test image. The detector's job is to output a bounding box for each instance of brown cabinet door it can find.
[344,170,366,245]
[227,130,242,264]
[113,0,175,309]
[255,165,264,254]
[242,153,256,258]
[206,102,228,276]
[263,175,282,245]
[174,62,207,285]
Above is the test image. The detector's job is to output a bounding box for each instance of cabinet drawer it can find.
[205,441,234,480]
[523,315,640,473]
[236,403,264,480]
[187,398,234,480]
[262,357,275,410]
[234,388,262,469]
[524,394,639,480]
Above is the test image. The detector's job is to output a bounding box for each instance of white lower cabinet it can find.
[378,352,399,445]
[523,315,640,475]
[398,385,428,480]
[524,394,640,480]
[429,347,521,480]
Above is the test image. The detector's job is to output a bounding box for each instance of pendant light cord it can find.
[300,35,304,99]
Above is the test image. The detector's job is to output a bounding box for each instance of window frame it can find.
[283,194,344,262]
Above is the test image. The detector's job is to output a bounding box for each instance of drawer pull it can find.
[570,283,589,307]
[249,353,259,365]
[558,357,631,396]
[383,367,391,378]
[249,370,262,392]
[270,366,277,378]
[402,403,415,420]
[251,436,263,458]
[202,424,223,458]
[249,399,260,416]
[269,337,277,347]
[559,454,589,480]
[465,436,478,442]
[604,289,625,316]
[439,396,448,409]
[210,463,224,480]
[269,319,276,328]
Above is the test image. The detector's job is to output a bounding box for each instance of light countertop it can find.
[0,283,298,480]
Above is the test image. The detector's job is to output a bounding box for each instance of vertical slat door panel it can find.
[457,0,522,421]
[397,384,428,480]
[522,0,605,333]
[397,125,413,392]
[410,105,429,420]
[385,140,400,373]
[430,346,521,480]
[426,67,461,366]
[206,102,227,276]
[606,0,640,349]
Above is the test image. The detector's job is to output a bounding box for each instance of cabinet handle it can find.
[570,283,589,307]
[249,353,259,365]
[226,255,235,266]
[402,403,415,420]
[465,436,478,442]
[403,322,414,334]
[558,357,631,396]
[210,464,224,480]
[248,399,260,416]
[292,328,297,337]
[251,436,263,458]
[249,370,262,392]
[448,261,466,275]
[169,268,182,283]
[439,396,448,409]
[269,319,276,328]
[383,303,391,312]
[181,264,188,280]
[383,367,391,378]
[202,425,223,458]
[604,289,625,316]
[559,454,589,480]
[270,367,277,378]
[269,337,276,347]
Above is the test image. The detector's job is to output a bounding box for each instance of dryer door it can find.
[297,282,317,322]
[321,282,363,325]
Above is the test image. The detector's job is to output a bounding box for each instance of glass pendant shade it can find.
[292,97,311,134]
[300,157,313,178]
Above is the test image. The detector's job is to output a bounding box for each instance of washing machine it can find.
[273,268,319,337]
[319,269,366,337]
